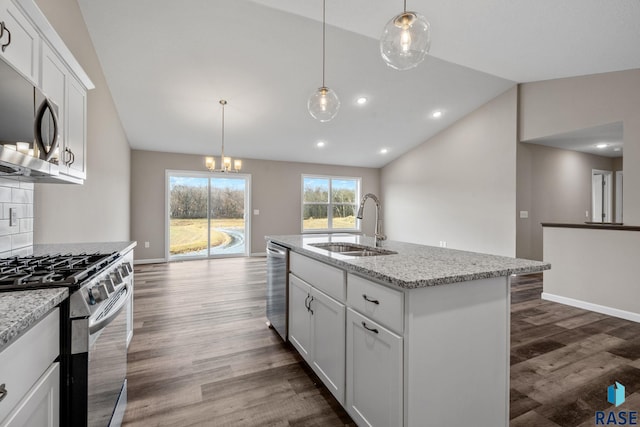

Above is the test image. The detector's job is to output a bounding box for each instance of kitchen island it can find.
[267,234,549,427]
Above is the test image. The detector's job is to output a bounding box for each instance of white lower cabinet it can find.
[346,308,403,427]
[288,273,345,404]
[0,308,60,427]
[1,362,59,427]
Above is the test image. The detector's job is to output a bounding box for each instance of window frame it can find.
[301,174,361,233]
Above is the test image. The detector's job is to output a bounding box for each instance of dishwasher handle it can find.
[267,244,287,258]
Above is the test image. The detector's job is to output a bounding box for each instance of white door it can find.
[310,287,345,404]
[2,363,59,427]
[288,274,312,363]
[592,170,612,223]
[346,308,403,427]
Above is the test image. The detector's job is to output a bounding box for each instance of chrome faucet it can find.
[356,193,386,245]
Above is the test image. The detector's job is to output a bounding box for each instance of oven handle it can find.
[88,285,129,335]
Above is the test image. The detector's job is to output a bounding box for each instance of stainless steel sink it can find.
[309,242,396,257]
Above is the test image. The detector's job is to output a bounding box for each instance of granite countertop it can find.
[267,234,550,289]
[33,241,137,256]
[0,288,68,352]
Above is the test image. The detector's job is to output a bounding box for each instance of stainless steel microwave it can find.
[0,56,60,178]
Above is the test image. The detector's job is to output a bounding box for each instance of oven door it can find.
[87,285,129,427]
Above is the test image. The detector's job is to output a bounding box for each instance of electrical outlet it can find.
[519,211,529,219]
[9,208,17,227]
[442,241,447,248]
[144,241,150,248]
[253,209,260,215]
[586,210,589,218]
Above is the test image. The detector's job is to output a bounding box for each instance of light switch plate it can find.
[519,211,529,219]
[253,209,260,215]
[9,208,17,227]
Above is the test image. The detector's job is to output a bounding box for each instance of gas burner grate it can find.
[0,252,120,290]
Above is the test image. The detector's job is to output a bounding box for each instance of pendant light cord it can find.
[220,101,225,163]
[404,0,407,13]
[322,0,326,87]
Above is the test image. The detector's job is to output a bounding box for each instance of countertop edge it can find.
[269,236,550,290]
[542,223,640,232]
[0,288,69,352]
[33,241,137,256]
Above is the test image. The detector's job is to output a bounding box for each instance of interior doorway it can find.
[166,171,251,260]
[591,169,612,223]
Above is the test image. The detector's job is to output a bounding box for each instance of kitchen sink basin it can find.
[309,242,396,257]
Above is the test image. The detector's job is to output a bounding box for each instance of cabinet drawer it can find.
[290,252,345,302]
[347,274,404,334]
[0,308,59,424]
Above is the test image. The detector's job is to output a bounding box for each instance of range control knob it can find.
[90,284,109,303]
[119,265,130,278]
[110,270,123,285]
[123,262,133,274]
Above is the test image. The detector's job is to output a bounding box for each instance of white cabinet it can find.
[346,308,403,427]
[40,41,87,181]
[288,274,312,360]
[1,363,59,427]
[0,0,39,82]
[65,75,87,179]
[288,273,345,404]
[0,308,60,426]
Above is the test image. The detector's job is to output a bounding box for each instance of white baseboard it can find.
[134,258,166,265]
[541,292,640,323]
[251,252,267,257]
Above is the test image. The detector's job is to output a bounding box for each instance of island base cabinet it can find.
[289,274,345,404]
[289,274,313,361]
[310,286,345,404]
[346,308,402,427]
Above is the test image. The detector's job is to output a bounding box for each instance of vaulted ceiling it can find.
[77,0,640,168]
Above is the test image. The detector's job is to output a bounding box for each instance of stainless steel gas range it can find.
[0,251,134,427]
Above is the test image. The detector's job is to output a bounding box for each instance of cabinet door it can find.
[288,274,312,363]
[65,75,87,178]
[1,362,59,427]
[310,287,345,404]
[40,42,66,157]
[346,308,403,427]
[0,0,39,83]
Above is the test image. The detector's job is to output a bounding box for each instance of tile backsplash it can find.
[0,178,33,258]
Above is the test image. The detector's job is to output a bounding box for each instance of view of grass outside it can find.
[169,175,246,257]
[302,176,359,231]
[169,218,244,255]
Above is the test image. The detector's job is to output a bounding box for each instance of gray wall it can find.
[381,87,518,257]
[519,69,640,225]
[33,0,131,244]
[516,142,622,260]
[0,179,34,257]
[131,150,380,261]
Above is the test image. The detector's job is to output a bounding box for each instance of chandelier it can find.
[205,100,242,173]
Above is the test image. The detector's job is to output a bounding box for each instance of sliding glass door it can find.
[167,171,250,260]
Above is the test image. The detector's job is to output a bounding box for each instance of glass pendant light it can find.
[380,0,431,71]
[308,0,340,122]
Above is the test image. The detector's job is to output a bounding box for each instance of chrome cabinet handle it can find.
[0,22,11,52]
[308,296,314,315]
[65,148,75,166]
[0,383,7,402]
[304,294,310,311]
[362,294,380,305]
[361,322,379,334]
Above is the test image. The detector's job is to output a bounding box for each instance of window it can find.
[302,175,361,232]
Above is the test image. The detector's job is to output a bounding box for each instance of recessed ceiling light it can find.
[316,141,326,148]
[356,97,368,105]
[380,148,389,154]
[596,143,608,149]
[432,110,443,118]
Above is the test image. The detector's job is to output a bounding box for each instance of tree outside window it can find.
[302,176,361,232]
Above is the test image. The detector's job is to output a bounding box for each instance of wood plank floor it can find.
[123,258,640,427]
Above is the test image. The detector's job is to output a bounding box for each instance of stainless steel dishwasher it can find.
[266,241,289,341]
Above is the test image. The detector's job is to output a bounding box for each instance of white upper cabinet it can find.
[0,0,39,82]
[2,0,93,184]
